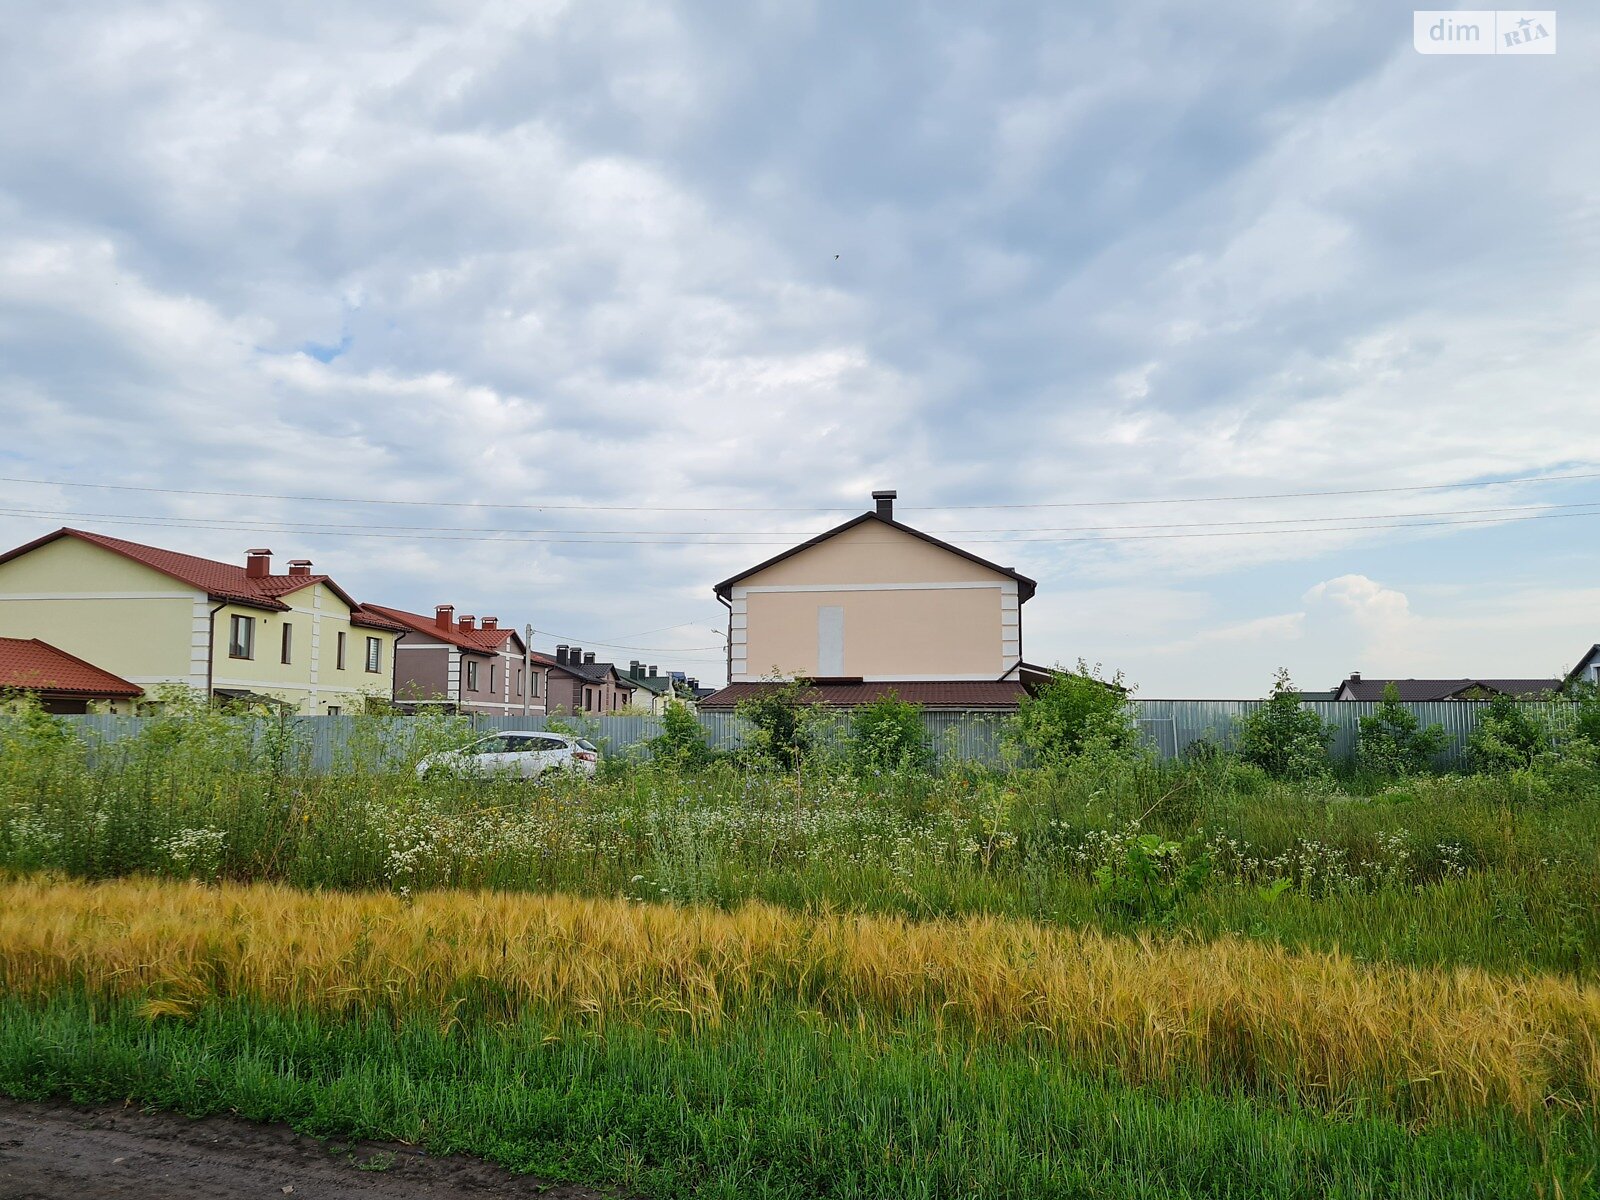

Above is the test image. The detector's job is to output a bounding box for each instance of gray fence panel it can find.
[36,700,1577,770]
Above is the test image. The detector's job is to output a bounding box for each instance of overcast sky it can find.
[1,2,1597,696]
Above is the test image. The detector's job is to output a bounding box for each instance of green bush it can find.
[848,693,933,775]
[734,678,819,769]
[1008,661,1137,766]
[1236,670,1333,780]
[647,701,715,768]
[1357,683,1448,776]
[1466,695,1549,773]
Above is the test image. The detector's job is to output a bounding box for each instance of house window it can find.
[467,660,479,691]
[516,668,523,697]
[365,637,382,673]
[326,705,341,716]
[532,670,540,698]
[229,615,254,660]
[490,663,497,694]
[281,623,293,665]
[337,631,347,670]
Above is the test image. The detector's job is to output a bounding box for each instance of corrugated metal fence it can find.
[48,700,1573,770]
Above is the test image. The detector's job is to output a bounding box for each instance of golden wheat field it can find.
[2,876,1598,1127]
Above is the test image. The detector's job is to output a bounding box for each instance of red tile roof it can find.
[349,609,406,633]
[697,680,1027,710]
[359,604,523,655]
[0,528,366,613]
[0,637,143,698]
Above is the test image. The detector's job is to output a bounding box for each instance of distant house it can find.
[1564,645,1600,690]
[0,528,400,713]
[542,645,637,714]
[0,636,144,713]
[1332,672,1560,701]
[700,489,1040,712]
[622,662,678,715]
[360,604,545,716]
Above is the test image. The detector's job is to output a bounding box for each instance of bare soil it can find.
[0,1097,615,1199]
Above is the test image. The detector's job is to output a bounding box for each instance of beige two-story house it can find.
[701,490,1039,710]
[0,528,401,712]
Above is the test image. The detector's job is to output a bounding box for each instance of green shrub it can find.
[1357,683,1448,776]
[647,701,715,768]
[1236,670,1333,780]
[734,678,819,769]
[1466,695,1549,773]
[848,693,933,775]
[1008,661,1137,766]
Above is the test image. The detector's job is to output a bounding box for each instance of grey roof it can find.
[1335,677,1560,701]
[1564,645,1600,687]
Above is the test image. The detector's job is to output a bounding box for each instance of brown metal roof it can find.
[697,680,1027,710]
[712,511,1037,602]
[0,637,143,698]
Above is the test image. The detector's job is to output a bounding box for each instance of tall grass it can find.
[3,876,1597,1130]
[1,700,1597,973]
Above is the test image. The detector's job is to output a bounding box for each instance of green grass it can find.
[2,993,1590,1199]
[2,703,1599,976]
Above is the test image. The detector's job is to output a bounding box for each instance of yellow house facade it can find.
[0,528,399,713]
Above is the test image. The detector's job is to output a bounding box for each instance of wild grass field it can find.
[1,692,1598,1196]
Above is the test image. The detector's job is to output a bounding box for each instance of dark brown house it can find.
[360,603,546,715]
[539,645,637,714]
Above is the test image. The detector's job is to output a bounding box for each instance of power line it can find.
[1,467,1597,513]
[5,504,1600,546]
[3,499,1598,539]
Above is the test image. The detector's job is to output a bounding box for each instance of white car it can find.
[416,731,600,781]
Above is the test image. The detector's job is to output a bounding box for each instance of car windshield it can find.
[468,736,510,755]
[577,739,597,752]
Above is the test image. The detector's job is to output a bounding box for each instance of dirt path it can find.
[0,1097,614,1199]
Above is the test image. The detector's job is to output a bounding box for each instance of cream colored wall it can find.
[210,583,396,713]
[738,520,1011,588]
[0,536,203,686]
[742,587,1006,679]
[730,521,1021,682]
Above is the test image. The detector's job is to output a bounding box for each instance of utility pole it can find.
[523,623,533,718]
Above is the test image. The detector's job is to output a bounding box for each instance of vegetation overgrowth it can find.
[0,692,1598,975]
[2,683,1599,1195]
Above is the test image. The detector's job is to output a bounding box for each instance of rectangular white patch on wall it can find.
[817,605,844,676]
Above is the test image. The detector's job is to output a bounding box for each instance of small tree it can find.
[647,700,714,768]
[848,693,933,774]
[735,678,819,769]
[1466,694,1548,773]
[1357,683,1448,775]
[1008,660,1137,766]
[1236,669,1333,780]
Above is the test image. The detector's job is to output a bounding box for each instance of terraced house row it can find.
[0,527,708,716]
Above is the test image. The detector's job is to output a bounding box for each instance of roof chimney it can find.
[629,659,641,677]
[648,665,658,678]
[287,558,312,577]
[555,645,569,664]
[584,651,596,665]
[245,548,272,579]
[435,604,454,630]
[482,617,497,630]
[458,614,476,632]
[1350,671,1361,682]
[872,489,897,520]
